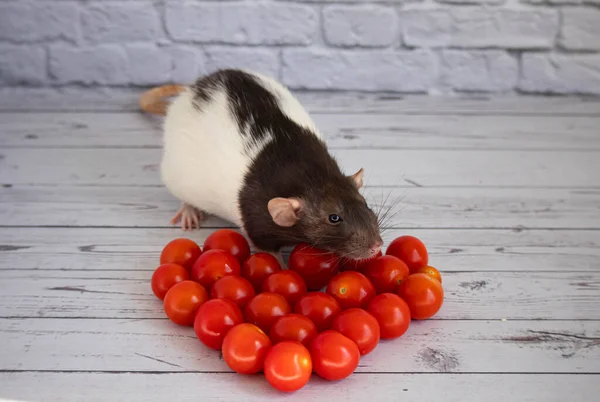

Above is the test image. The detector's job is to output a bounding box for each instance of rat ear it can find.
[349,168,364,189]
[268,197,303,227]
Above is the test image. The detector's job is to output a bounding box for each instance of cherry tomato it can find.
[193,298,244,350]
[386,235,428,273]
[262,270,307,306]
[294,292,342,332]
[326,271,376,309]
[160,238,202,271]
[222,323,272,374]
[339,251,382,272]
[163,280,208,326]
[288,243,339,290]
[414,265,442,283]
[269,314,318,348]
[331,308,380,356]
[397,273,444,320]
[203,229,251,264]
[191,249,241,289]
[209,275,255,309]
[151,263,190,300]
[264,341,312,392]
[363,255,410,294]
[242,252,282,291]
[310,330,359,381]
[244,292,291,333]
[294,292,341,331]
[366,293,411,339]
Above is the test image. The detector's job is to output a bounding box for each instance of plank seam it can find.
[0,370,598,375]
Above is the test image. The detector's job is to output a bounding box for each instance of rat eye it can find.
[328,214,342,224]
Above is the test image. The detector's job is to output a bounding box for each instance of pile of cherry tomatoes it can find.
[151,229,444,392]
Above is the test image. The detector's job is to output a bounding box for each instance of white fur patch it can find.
[160,71,322,227]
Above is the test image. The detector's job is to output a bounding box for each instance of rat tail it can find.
[138,84,186,116]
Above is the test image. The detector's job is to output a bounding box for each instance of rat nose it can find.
[369,240,383,256]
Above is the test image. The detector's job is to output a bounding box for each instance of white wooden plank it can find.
[0,113,163,148]
[2,186,598,229]
[1,148,597,187]
[3,113,600,151]
[1,87,599,115]
[296,92,600,116]
[0,270,598,319]
[1,227,597,273]
[0,372,597,402]
[318,114,600,150]
[1,318,598,373]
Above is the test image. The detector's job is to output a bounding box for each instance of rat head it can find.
[267,168,383,260]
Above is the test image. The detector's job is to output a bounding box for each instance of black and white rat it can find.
[139,69,383,263]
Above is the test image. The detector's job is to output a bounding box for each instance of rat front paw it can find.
[170,203,205,231]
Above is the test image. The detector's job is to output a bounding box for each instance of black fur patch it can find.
[192,69,381,255]
[191,69,285,153]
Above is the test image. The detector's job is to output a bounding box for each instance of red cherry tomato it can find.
[288,243,339,290]
[222,323,272,374]
[397,273,444,320]
[367,293,411,339]
[386,235,428,273]
[264,341,312,392]
[294,292,341,331]
[331,308,380,356]
[269,314,318,348]
[151,263,190,300]
[244,292,292,333]
[210,275,255,309]
[193,299,244,350]
[242,252,282,291]
[363,255,410,294]
[163,280,208,326]
[262,270,307,306]
[339,251,382,272]
[203,229,250,264]
[160,238,202,271]
[191,249,241,289]
[414,265,442,284]
[326,271,376,309]
[310,330,359,381]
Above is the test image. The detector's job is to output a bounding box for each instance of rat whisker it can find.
[381,198,408,226]
[374,186,398,228]
[377,189,409,228]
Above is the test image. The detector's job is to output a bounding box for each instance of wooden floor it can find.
[1,94,600,401]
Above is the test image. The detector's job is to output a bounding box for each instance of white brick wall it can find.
[0,0,599,95]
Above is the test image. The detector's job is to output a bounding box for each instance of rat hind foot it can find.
[171,203,205,231]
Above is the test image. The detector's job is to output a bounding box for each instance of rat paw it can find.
[170,203,205,231]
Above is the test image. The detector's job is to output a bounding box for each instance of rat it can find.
[139,69,383,264]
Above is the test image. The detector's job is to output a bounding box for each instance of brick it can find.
[165,46,204,85]
[125,45,172,86]
[49,45,129,85]
[440,50,518,92]
[521,0,600,4]
[204,48,279,78]
[436,0,505,3]
[519,53,600,95]
[559,8,600,51]
[0,2,79,43]
[82,3,161,43]
[0,45,46,85]
[400,8,559,49]
[282,49,435,92]
[323,5,397,47]
[276,0,406,2]
[166,2,317,45]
